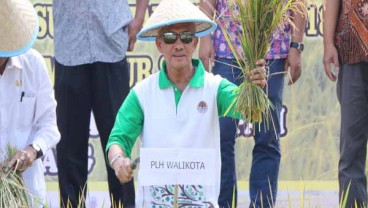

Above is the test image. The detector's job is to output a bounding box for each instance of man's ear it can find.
[155,37,163,53]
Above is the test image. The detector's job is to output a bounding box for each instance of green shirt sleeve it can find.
[217,79,242,119]
[105,90,143,158]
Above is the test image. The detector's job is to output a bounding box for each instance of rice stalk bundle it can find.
[219,0,307,128]
[0,145,30,208]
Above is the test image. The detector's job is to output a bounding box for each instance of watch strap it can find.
[290,41,304,52]
[31,144,43,159]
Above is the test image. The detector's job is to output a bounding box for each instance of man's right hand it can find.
[323,43,340,81]
[8,147,37,172]
[199,35,215,72]
[247,59,267,88]
[112,157,134,184]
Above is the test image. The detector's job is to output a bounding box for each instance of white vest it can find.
[134,71,223,207]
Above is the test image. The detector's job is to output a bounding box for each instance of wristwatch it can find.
[30,143,43,159]
[290,42,304,53]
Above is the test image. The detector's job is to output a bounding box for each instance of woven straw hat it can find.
[0,0,38,57]
[137,0,217,41]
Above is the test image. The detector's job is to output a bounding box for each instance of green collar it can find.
[159,59,205,89]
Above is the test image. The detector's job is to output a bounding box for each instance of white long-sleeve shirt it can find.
[0,49,60,207]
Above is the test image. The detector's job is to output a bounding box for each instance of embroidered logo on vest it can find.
[197,101,207,114]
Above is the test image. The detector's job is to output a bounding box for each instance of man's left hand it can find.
[285,48,302,85]
[127,18,143,52]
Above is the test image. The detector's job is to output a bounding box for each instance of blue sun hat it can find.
[0,0,39,57]
[137,0,217,41]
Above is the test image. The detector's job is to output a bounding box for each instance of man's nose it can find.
[173,38,184,49]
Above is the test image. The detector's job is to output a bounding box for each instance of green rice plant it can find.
[219,0,307,129]
[60,186,126,208]
[287,187,292,208]
[0,145,32,208]
[299,180,305,208]
[338,181,366,208]
[339,182,350,208]
[53,180,362,208]
[232,185,236,208]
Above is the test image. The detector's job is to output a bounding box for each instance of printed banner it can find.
[23,0,343,206]
[29,0,339,202]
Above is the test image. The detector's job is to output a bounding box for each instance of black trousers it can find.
[338,61,368,208]
[54,58,135,208]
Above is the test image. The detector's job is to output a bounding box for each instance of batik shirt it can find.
[335,0,368,64]
[213,0,292,60]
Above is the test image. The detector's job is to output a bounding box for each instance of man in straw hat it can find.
[0,0,60,207]
[105,0,266,207]
[52,0,148,207]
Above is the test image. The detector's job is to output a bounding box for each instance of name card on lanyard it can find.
[138,148,216,186]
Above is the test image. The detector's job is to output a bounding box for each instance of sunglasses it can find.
[161,31,195,44]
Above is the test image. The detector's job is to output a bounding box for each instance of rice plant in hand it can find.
[219,0,307,129]
[0,145,31,208]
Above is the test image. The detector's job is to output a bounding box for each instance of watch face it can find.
[32,144,41,151]
[299,43,304,52]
